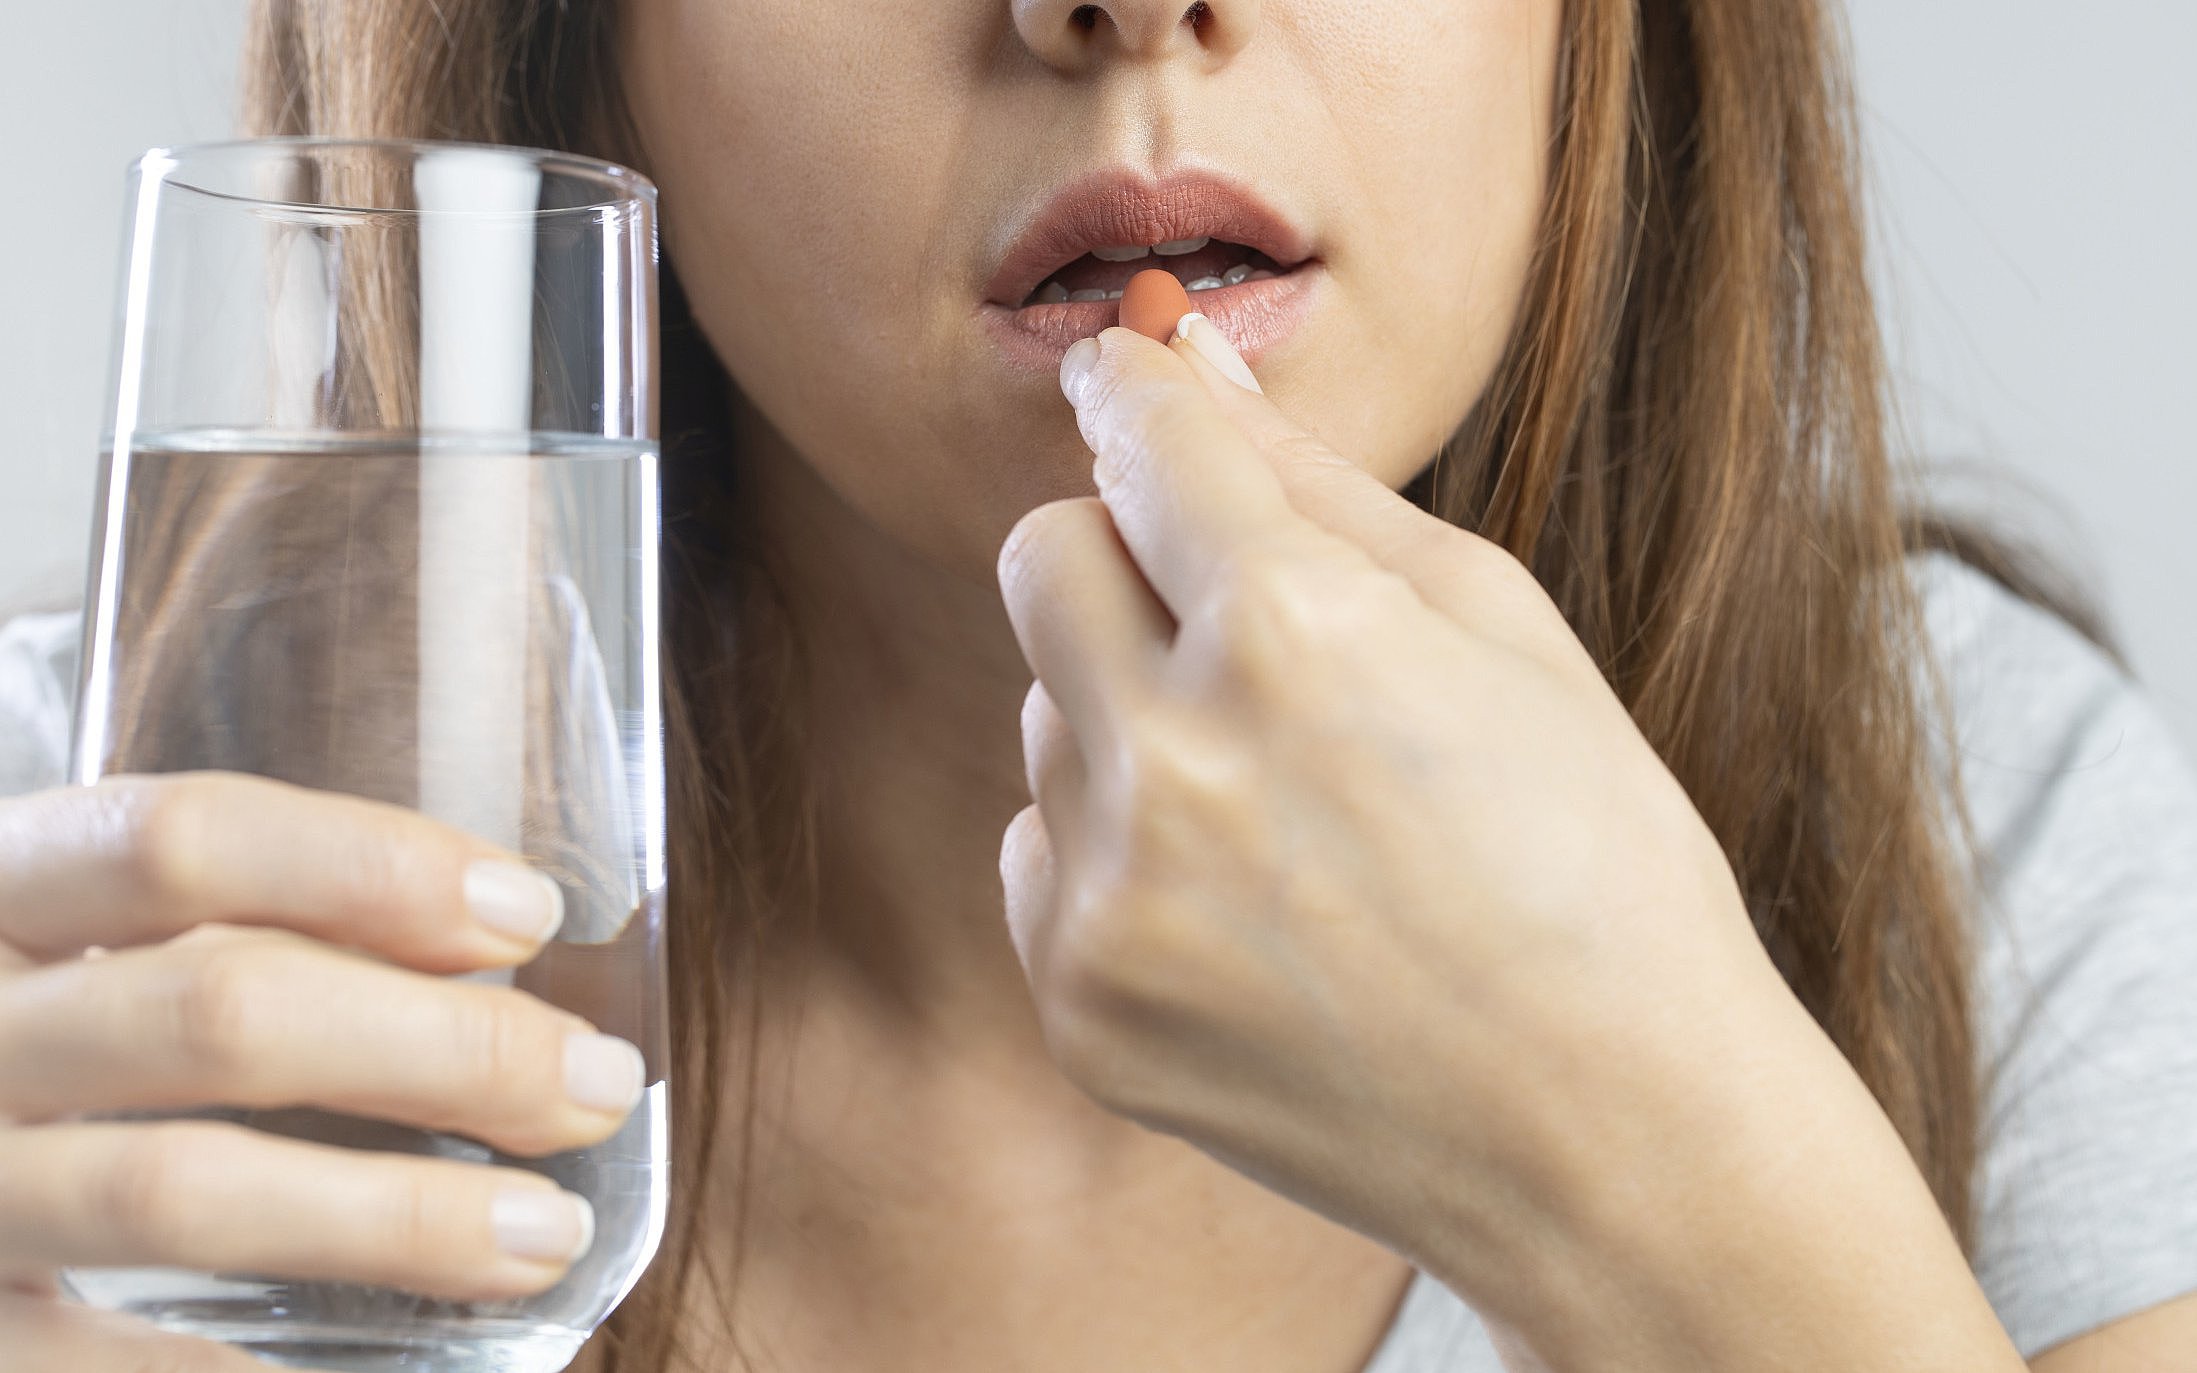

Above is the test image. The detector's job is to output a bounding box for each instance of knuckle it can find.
[1022,684,1077,789]
[1115,711,1244,845]
[450,993,563,1141]
[1020,677,1055,744]
[1443,527,1540,607]
[1000,497,1110,596]
[1445,532,1576,653]
[1048,882,1178,1022]
[1001,802,1046,874]
[1448,524,1526,579]
[118,775,219,904]
[369,1164,454,1267]
[103,1123,231,1257]
[1205,552,1337,674]
[167,944,284,1078]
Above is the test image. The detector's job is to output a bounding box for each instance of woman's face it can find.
[618,0,1562,580]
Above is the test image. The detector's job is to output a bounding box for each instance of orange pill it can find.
[1119,267,1192,344]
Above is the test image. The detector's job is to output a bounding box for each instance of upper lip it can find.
[982,166,1318,309]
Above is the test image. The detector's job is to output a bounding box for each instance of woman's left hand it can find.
[995,319,1834,1334]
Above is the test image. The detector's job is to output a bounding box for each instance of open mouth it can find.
[1018,237,1288,308]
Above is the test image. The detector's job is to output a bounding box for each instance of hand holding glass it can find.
[56,136,670,1372]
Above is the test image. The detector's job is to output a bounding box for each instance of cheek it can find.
[1301,0,1562,490]
[625,2,953,370]
[621,1,1013,568]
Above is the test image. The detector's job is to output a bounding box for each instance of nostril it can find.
[1068,3,1205,36]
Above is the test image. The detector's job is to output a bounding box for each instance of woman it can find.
[2,0,2194,1369]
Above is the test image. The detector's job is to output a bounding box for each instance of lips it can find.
[982,166,1319,310]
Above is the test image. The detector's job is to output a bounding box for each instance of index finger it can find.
[0,772,564,972]
[1060,325,1319,617]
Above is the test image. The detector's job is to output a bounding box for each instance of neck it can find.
[691,399,1420,1365]
[733,394,1081,1080]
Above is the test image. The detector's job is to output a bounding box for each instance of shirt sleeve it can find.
[1912,549,2197,1359]
[0,609,81,798]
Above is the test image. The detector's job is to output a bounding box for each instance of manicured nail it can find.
[1174,312,1262,393]
[464,860,565,946]
[492,1186,595,1263]
[564,1031,646,1114]
[1059,335,1101,405]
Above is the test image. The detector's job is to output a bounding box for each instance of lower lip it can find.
[978,259,1325,378]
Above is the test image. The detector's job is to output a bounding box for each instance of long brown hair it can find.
[237,2,2119,1368]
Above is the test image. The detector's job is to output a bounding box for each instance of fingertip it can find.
[465,859,565,948]
[1170,311,1262,394]
[1059,335,1102,406]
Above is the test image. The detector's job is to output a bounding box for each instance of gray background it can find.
[5,3,2191,743]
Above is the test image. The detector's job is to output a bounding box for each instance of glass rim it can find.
[132,135,658,220]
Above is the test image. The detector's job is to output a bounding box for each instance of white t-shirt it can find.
[4,548,2194,1366]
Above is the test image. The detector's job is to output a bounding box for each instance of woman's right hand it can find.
[0,771,647,1372]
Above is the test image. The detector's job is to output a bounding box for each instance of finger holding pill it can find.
[1061,268,1264,413]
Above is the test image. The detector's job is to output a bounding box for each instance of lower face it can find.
[617,0,1563,583]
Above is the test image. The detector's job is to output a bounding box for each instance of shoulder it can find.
[1903,546,2194,839]
[1904,547,2197,955]
[1905,549,2197,1360]
[1903,546,2197,996]
[0,606,82,798]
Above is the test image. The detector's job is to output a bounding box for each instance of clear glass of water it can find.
[58,136,668,1372]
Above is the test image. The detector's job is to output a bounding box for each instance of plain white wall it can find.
[3,2,2190,742]
[1848,0,2197,745]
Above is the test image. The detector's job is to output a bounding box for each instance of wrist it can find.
[1424,969,2024,1372]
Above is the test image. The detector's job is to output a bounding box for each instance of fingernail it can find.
[564,1031,646,1114]
[493,1186,595,1263]
[1174,312,1262,394]
[464,860,565,946]
[1059,335,1101,405]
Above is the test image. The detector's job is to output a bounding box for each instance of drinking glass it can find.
[57,136,668,1373]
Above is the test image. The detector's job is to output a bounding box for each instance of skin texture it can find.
[599,2,2035,1371]
[0,3,2178,1369]
[603,0,1561,1366]
[0,774,628,1369]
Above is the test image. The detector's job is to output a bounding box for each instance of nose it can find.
[1011,0,1260,68]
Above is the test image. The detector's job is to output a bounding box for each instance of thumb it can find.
[1167,314,1493,626]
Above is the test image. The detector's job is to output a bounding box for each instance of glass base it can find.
[122,1303,587,1371]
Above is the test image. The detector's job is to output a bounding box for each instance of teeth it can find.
[1185,265,1278,292]
[1025,262,1283,308]
[1088,235,1214,261]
